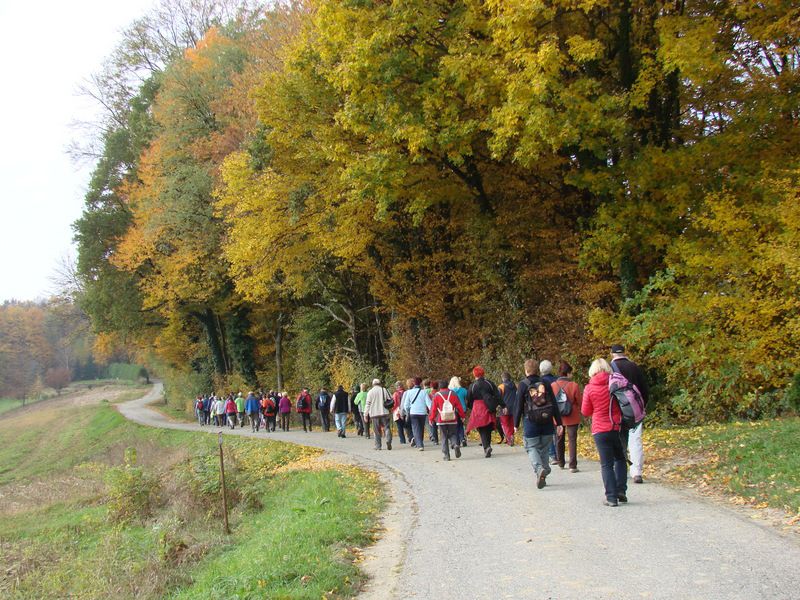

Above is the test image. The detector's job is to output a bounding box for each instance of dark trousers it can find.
[248,411,260,431]
[402,417,413,444]
[301,412,312,431]
[353,406,365,435]
[456,418,466,445]
[410,415,427,449]
[477,425,494,449]
[396,417,407,443]
[280,413,290,431]
[319,409,330,431]
[427,419,439,443]
[556,424,579,469]
[266,414,277,431]
[593,431,628,501]
[439,423,458,458]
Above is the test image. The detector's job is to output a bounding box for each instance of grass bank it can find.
[0,388,384,599]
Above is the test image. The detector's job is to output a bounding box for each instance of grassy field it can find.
[0,388,384,599]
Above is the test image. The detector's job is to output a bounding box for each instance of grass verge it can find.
[0,390,385,599]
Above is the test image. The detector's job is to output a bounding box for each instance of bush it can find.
[105,447,161,523]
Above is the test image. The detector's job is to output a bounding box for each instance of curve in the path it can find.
[119,385,800,600]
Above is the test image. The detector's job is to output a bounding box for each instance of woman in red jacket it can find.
[581,358,627,507]
[429,380,466,461]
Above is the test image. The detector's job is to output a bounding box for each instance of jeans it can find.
[372,415,392,449]
[438,423,458,459]
[410,415,427,449]
[593,431,628,501]
[524,434,553,477]
[319,409,331,431]
[395,416,407,443]
[335,412,348,434]
[238,412,245,427]
[456,418,466,445]
[556,424,580,469]
[427,419,439,444]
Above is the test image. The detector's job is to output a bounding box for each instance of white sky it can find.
[0,0,156,302]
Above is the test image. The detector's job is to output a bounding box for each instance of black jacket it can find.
[331,389,350,413]
[611,357,649,405]
[466,377,501,411]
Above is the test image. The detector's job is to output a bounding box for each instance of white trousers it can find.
[628,423,644,477]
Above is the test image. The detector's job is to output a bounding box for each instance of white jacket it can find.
[364,385,391,418]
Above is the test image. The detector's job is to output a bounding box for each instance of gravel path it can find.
[120,384,800,599]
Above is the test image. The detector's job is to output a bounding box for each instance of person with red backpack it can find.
[262,392,278,432]
[296,387,313,432]
[429,380,465,460]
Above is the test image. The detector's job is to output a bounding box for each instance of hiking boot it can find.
[617,494,628,503]
[419,446,424,451]
[537,472,547,489]
[633,476,643,484]
[443,455,450,461]
[386,441,392,450]
[550,457,558,465]
[603,500,619,507]
[461,440,467,447]
[454,446,461,458]
[570,468,579,473]
[484,447,492,458]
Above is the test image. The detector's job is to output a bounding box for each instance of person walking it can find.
[429,380,465,460]
[317,388,332,432]
[427,380,440,444]
[551,361,582,472]
[330,385,350,437]
[352,384,367,436]
[262,392,278,432]
[466,366,501,458]
[498,372,518,446]
[402,378,431,451]
[215,395,226,427]
[235,392,245,428]
[610,344,649,484]
[582,358,627,506]
[245,391,261,432]
[514,360,564,489]
[202,394,212,425]
[539,360,559,464]
[195,396,205,425]
[225,395,238,430]
[364,378,393,450]
[297,388,313,431]
[392,381,407,444]
[449,376,468,447]
[278,391,292,431]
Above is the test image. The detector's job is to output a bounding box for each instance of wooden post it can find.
[218,432,230,535]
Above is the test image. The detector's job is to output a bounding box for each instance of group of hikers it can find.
[194,345,648,507]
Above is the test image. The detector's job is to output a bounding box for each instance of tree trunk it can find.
[274,313,285,391]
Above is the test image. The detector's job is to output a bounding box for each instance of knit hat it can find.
[472,365,485,378]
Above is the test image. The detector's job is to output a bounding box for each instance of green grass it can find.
[646,417,800,514]
[0,393,384,599]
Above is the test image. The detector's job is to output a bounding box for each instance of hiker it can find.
[245,391,261,432]
[582,358,627,506]
[449,375,468,447]
[402,377,431,450]
[202,394,212,425]
[195,396,204,425]
[514,360,564,489]
[225,395,238,430]
[551,361,582,472]
[498,372,518,446]
[429,380,465,460]
[539,360,558,464]
[427,380,440,444]
[364,378,393,450]
[392,380,407,444]
[297,388,313,431]
[278,391,292,431]
[235,392,245,428]
[317,388,332,432]
[611,344,649,484]
[262,392,278,432]
[353,384,368,437]
[466,366,501,458]
[330,385,350,437]
[215,395,226,426]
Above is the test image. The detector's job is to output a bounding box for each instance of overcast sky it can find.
[0,0,156,302]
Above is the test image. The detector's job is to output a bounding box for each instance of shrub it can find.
[105,447,161,523]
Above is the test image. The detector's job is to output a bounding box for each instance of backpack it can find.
[437,391,456,422]
[472,379,500,411]
[382,389,394,410]
[609,362,646,429]
[297,394,308,410]
[318,393,329,409]
[553,380,573,417]
[525,382,553,424]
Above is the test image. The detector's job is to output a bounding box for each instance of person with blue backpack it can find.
[610,344,649,484]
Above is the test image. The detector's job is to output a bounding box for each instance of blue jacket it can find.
[402,386,431,416]
[245,394,260,413]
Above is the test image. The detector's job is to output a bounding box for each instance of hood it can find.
[589,371,610,387]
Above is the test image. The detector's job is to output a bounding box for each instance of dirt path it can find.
[120,385,800,600]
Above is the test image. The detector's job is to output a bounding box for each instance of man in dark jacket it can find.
[317,388,332,432]
[515,359,563,489]
[611,344,649,483]
[331,385,350,437]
